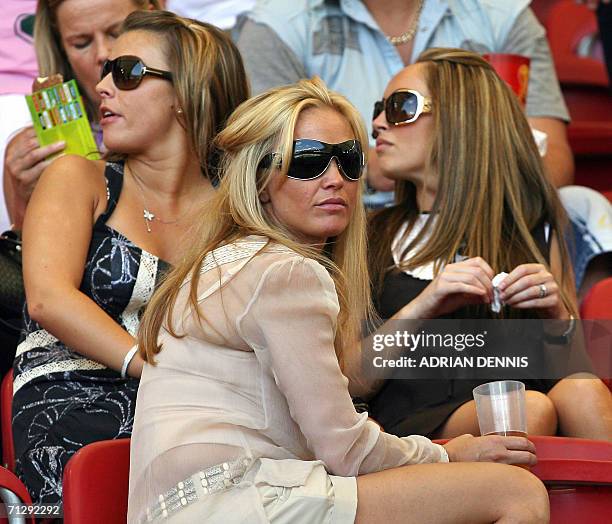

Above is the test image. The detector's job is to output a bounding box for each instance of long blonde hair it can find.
[116,11,250,178]
[139,78,372,369]
[369,48,576,318]
[34,0,160,119]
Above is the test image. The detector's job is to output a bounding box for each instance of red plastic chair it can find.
[581,277,612,319]
[545,1,608,87]
[530,436,612,524]
[1,371,14,472]
[62,438,131,524]
[543,1,612,193]
[530,435,612,461]
[0,466,35,524]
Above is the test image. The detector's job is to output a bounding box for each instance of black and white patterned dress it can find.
[12,161,169,504]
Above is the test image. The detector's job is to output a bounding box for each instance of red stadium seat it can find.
[543,1,612,192]
[530,436,612,524]
[530,435,612,461]
[581,277,612,319]
[580,277,612,389]
[0,371,14,472]
[0,466,35,524]
[545,1,608,88]
[63,438,131,524]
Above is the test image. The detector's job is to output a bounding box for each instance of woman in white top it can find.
[129,78,549,523]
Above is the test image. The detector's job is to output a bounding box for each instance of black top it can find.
[369,216,555,437]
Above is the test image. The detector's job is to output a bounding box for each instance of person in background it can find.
[12,10,249,503]
[564,0,612,298]
[3,0,161,231]
[235,0,575,198]
[0,0,37,232]
[364,48,612,442]
[128,77,548,524]
[166,0,255,30]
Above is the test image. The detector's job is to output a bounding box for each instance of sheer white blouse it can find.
[128,236,448,523]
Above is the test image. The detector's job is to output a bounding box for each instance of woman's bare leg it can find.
[356,461,549,523]
[433,392,558,439]
[431,401,480,439]
[525,392,558,435]
[547,375,612,440]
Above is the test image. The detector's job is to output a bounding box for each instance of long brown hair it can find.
[139,78,372,369]
[369,48,576,318]
[34,0,161,119]
[117,11,250,178]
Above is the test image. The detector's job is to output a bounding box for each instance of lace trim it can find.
[15,329,59,358]
[177,236,296,302]
[190,237,270,302]
[147,458,250,522]
[13,359,107,395]
[201,236,269,274]
[121,251,159,336]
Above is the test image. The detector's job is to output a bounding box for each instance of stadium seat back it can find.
[63,438,131,524]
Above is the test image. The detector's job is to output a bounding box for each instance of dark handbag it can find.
[0,230,25,333]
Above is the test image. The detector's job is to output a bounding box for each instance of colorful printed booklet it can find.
[25,79,100,160]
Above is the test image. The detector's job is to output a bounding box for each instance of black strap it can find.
[96,161,125,225]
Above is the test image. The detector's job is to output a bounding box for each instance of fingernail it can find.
[57,141,66,147]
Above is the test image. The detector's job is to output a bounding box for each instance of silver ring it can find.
[538,284,547,298]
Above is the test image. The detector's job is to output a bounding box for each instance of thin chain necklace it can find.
[386,0,424,46]
[127,162,193,233]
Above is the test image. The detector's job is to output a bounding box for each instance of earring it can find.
[175,107,184,116]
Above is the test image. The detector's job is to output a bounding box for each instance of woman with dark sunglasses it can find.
[365,48,612,442]
[128,77,548,523]
[11,10,249,504]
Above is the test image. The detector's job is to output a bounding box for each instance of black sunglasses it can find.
[373,89,432,125]
[100,55,173,90]
[260,139,365,181]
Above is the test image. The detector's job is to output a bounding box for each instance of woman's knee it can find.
[503,467,550,523]
[525,391,557,435]
[549,375,609,403]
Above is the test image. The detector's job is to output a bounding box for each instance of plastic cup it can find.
[483,53,530,106]
[473,380,527,437]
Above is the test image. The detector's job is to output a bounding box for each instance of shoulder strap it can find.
[96,161,125,224]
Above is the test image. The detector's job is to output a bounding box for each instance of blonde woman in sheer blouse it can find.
[129,78,549,523]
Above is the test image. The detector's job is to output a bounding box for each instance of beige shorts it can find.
[147,458,358,523]
[257,458,357,523]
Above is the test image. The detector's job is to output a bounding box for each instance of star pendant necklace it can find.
[128,162,194,233]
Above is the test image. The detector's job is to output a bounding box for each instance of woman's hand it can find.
[4,127,65,228]
[409,257,494,318]
[498,263,568,319]
[443,434,537,466]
